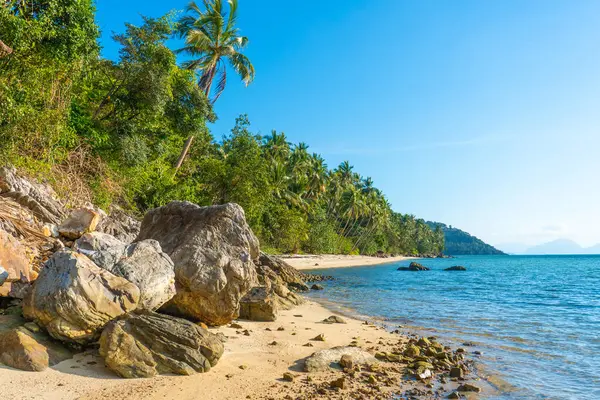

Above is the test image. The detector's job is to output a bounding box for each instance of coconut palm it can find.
[177,0,255,102]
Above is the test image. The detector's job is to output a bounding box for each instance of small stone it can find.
[294,315,303,318]
[198,322,208,330]
[239,364,248,370]
[322,315,346,324]
[269,341,278,346]
[457,383,481,393]
[303,343,314,347]
[447,392,461,399]
[283,372,295,382]
[311,334,325,341]
[450,367,463,378]
[277,327,285,331]
[330,377,346,389]
[243,329,251,336]
[473,350,483,356]
[311,284,324,290]
[230,322,243,329]
[339,354,354,369]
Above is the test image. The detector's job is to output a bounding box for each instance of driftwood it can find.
[0,39,12,58]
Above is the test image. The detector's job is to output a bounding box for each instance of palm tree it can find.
[177,0,255,102]
[175,0,255,172]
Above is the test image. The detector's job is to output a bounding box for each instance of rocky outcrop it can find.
[444,265,467,271]
[23,251,139,344]
[73,232,125,253]
[0,323,72,371]
[239,286,277,321]
[397,262,430,271]
[96,207,140,243]
[99,312,224,378]
[58,208,101,240]
[0,166,66,225]
[258,252,305,286]
[304,346,377,372]
[91,240,175,311]
[0,229,35,297]
[136,202,259,326]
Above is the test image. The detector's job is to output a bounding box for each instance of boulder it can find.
[322,315,346,324]
[0,326,72,371]
[311,284,324,290]
[96,207,140,243]
[304,346,377,372]
[73,232,125,254]
[58,208,102,240]
[99,312,224,378]
[0,166,66,225]
[257,252,306,285]
[23,251,140,344]
[0,229,34,297]
[136,202,259,326]
[397,262,430,271]
[90,240,175,311]
[444,266,467,271]
[239,286,277,322]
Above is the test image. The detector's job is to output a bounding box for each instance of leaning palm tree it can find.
[177,0,255,102]
[174,0,255,172]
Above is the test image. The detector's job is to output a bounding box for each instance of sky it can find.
[96,0,600,250]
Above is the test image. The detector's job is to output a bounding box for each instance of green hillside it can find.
[427,222,506,255]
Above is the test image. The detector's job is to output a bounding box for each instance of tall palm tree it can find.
[174,0,255,172]
[177,0,255,102]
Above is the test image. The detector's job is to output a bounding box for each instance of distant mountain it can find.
[426,222,506,255]
[524,239,600,255]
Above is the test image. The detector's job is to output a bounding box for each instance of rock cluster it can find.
[397,262,430,271]
[0,168,311,380]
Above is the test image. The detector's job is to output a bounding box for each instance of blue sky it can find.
[96,0,600,249]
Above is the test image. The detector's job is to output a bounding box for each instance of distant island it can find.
[427,222,506,255]
[504,239,600,255]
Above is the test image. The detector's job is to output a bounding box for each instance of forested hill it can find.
[426,222,506,255]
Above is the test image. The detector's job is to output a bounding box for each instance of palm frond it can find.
[229,52,255,86]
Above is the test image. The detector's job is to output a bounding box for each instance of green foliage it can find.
[0,1,446,257]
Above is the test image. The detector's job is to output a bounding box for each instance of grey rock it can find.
[96,207,140,243]
[444,266,467,271]
[58,208,101,240]
[322,315,346,324]
[99,311,224,378]
[23,251,140,344]
[136,202,259,326]
[73,232,125,254]
[239,286,277,322]
[304,346,377,372]
[90,240,175,311]
[0,166,66,224]
[397,262,430,271]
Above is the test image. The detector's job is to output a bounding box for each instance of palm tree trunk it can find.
[175,67,217,173]
[174,136,194,172]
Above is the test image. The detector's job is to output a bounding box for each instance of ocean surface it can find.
[305,255,600,399]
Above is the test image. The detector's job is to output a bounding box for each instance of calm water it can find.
[306,255,600,399]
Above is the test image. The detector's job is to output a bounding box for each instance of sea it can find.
[305,255,600,399]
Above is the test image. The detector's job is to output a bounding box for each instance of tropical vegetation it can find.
[0,0,444,256]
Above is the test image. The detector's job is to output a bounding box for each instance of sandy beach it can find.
[0,301,400,400]
[280,254,416,270]
[0,298,485,400]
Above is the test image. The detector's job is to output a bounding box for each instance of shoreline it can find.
[0,298,491,400]
[280,254,417,270]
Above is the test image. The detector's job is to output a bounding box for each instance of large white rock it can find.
[136,202,259,326]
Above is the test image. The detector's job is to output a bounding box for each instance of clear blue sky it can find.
[96,0,600,249]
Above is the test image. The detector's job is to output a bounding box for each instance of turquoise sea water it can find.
[305,255,600,399]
